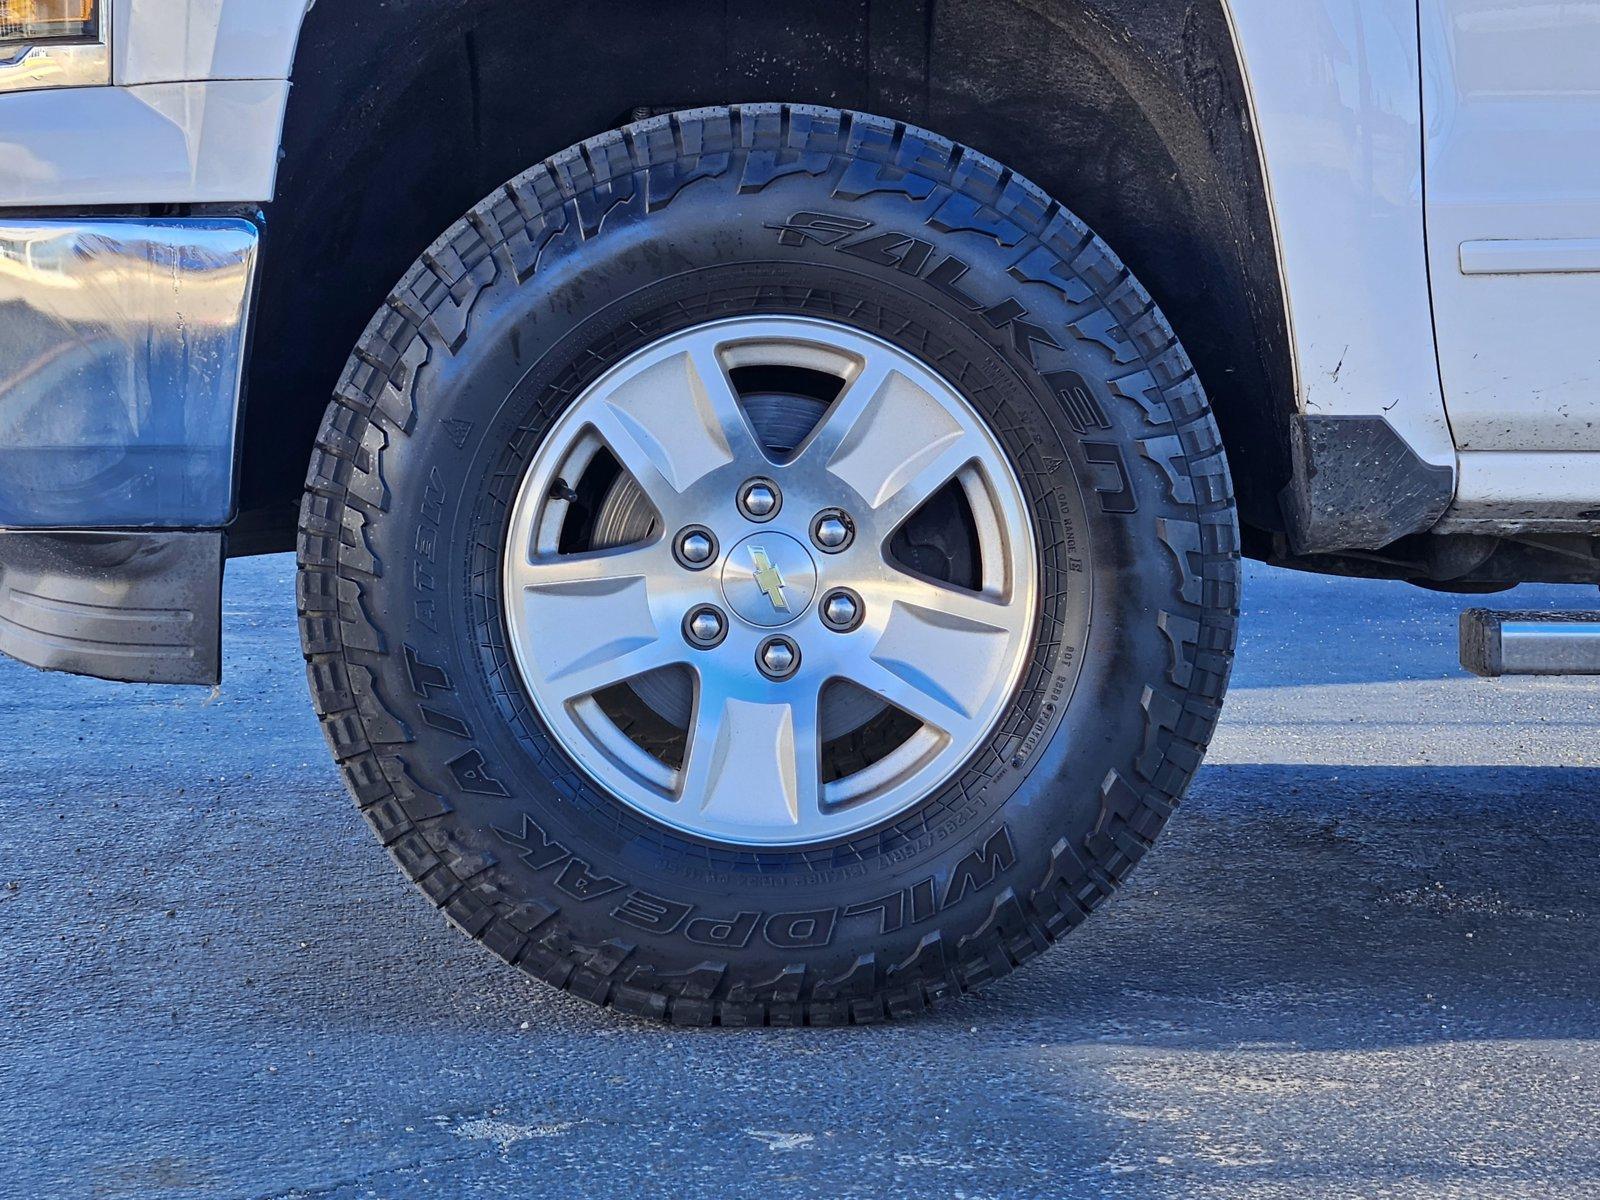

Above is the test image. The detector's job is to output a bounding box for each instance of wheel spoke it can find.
[859,597,1018,739]
[587,342,761,507]
[546,636,684,703]
[866,433,979,531]
[677,677,823,831]
[805,362,977,521]
[791,358,896,465]
[512,541,664,591]
[880,571,1031,639]
[680,338,767,465]
[516,569,683,703]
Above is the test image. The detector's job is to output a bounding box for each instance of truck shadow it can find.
[952,762,1600,1050]
[355,761,1600,1052]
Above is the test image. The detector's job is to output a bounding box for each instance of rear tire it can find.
[297,104,1238,1024]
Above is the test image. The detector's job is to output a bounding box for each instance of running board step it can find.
[1460,609,1600,677]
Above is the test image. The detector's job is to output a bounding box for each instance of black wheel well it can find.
[234,0,1292,551]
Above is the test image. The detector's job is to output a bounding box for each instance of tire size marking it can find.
[1014,673,1071,769]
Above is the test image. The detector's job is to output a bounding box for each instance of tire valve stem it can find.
[549,478,579,504]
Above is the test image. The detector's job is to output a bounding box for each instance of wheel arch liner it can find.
[243,0,1298,544]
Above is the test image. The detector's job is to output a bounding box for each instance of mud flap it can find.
[0,530,222,685]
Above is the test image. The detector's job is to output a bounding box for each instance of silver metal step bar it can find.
[1460,610,1600,677]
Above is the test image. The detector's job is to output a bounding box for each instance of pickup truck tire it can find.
[297,104,1239,1025]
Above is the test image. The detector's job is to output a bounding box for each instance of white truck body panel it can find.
[0,0,306,206]
[0,80,287,206]
[111,0,308,85]
[1421,0,1600,467]
[1447,451,1600,532]
[1222,0,1457,475]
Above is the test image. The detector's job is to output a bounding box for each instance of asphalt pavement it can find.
[3,555,1600,1199]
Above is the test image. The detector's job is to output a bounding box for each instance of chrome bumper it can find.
[0,217,259,528]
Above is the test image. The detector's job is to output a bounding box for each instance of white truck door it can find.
[1422,0,1600,470]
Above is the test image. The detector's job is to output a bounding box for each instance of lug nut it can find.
[738,478,781,522]
[811,509,854,552]
[684,605,727,648]
[674,526,717,569]
[820,588,863,632]
[744,485,777,516]
[680,531,714,563]
[757,635,800,679]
